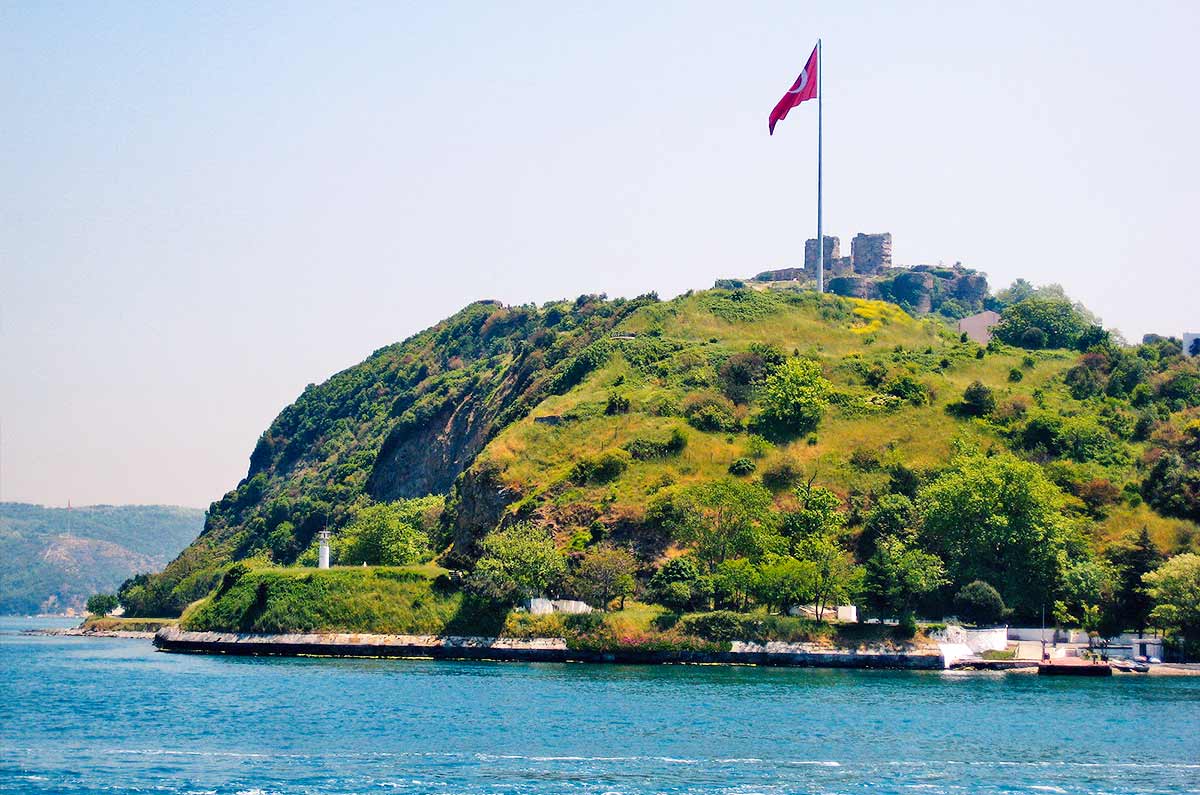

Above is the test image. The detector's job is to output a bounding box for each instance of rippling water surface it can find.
[2,616,1197,794]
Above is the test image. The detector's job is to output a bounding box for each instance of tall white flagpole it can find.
[816,38,824,294]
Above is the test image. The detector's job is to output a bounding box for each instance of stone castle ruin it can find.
[753,231,988,316]
[802,233,893,278]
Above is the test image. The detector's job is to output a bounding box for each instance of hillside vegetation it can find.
[120,285,1200,652]
[0,503,203,614]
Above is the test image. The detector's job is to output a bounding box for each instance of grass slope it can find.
[132,286,1199,618]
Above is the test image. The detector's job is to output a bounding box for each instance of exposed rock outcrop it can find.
[893,271,935,314]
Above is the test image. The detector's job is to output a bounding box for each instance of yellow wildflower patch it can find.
[848,298,910,335]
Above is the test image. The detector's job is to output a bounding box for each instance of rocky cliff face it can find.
[126,295,657,615]
[367,395,494,502]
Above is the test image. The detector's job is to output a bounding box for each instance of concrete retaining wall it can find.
[1009,627,1099,644]
[930,626,1008,653]
[154,627,944,669]
[525,598,593,615]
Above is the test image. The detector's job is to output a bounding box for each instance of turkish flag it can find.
[769,44,819,135]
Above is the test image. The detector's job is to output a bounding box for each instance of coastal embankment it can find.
[153,626,946,669]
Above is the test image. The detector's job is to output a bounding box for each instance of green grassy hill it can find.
[122,286,1200,641]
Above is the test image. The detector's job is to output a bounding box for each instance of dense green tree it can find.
[1105,527,1165,632]
[1142,451,1200,522]
[795,533,862,620]
[267,521,297,562]
[995,298,1091,349]
[953,580,1007,625]
[648,557,712,612]
[994,278,1036,307]
[781,482,845,542]
[86,593,118,617]
[863,537,947,620]
[339,498,440,566]
[673,480,779,571]
[713,557,757,610]
[1143,553,1200,641]
[1053,557,1115,628]
[858,493,915,559]
[470,523,566,603]
[759,358,831,434]
[570,545,637,610]
[918,454,1070,618]
[752,556,817,614]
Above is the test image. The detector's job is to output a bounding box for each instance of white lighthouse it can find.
[317,529,331,569]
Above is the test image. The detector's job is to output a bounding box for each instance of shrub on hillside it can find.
[745,435,774,459]
[728,457,756,476]
[717,351,769,404]
[960,381,996,417]
[759,359,831,435]
[679,610,744,642]
[883,374,928,406]
[761,458,804,492]
[682,392,740,432]
[604,393,631,415]
[849,448,881,471]
[571,449,631,483]
[623,428,687,460]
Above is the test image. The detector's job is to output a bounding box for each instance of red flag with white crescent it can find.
[769,44,819,135]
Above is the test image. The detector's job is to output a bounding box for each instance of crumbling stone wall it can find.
[851,233,893,274]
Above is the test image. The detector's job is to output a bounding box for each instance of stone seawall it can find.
[154,627,944,669]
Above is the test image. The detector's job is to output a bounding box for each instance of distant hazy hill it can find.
[0,503,204,614]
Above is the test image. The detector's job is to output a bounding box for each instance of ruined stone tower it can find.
[804,236,840,275]
[851,233,893,274]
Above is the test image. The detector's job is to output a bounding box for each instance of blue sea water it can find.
[1,617,1197,795]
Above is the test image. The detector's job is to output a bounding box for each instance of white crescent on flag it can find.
[786,70,809,94]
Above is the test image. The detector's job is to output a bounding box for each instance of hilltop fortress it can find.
[749,232,989,316]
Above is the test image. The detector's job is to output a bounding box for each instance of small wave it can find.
[104,748,270,759]
[1029,787,1068,794]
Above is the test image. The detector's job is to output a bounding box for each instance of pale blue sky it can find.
[2,1,1197,507]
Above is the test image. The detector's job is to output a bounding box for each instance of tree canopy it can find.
[918,453,1070,618]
